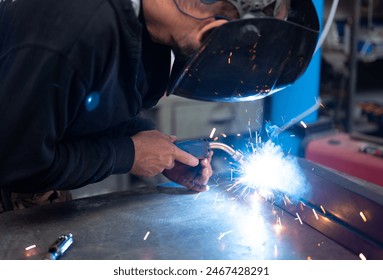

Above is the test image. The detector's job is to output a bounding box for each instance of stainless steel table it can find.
[0,158,382,260]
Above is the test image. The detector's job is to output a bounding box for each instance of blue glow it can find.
[84,92,100,112]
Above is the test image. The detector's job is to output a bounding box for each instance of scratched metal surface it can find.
[0,182,359,260]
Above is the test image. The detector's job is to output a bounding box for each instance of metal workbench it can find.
[0,158,382,260]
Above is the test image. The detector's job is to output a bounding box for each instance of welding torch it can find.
[175,139,244,164]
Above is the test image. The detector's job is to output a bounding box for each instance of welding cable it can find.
[314,0,340,54]
[270,97,322,138]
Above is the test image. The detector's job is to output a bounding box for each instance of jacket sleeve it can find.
[0,47,141,193]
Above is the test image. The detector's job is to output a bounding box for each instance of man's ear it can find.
[196,19,228,42]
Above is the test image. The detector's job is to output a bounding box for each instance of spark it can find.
[307,256,312,260]
[218,230,233,240]
[228,51,233,65]
[359,211,367,222]
[300,120,308,129]
[274,244,278,257]
[214,193,225,206]
[313,209,319,220]
[214,194,219,206]
[25,244,36,251]
[320,205,326,214]
[24,244,38,258]
[299,202,305,211]
[274,216,283,235]
[143,231,150,240]
[284,194,292,205]
[194,192,201,200]
[209,127,216,139]
[213,136,219,141]
[221,133,227,138]
[359,253,367,260]
[295,213,303,224]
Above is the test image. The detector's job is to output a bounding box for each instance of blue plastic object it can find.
[175,139,211,159]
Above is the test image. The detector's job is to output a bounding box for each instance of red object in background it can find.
[305,132,383,187]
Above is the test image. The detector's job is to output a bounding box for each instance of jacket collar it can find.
[130,0,140,17]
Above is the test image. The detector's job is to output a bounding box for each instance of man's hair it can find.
[175,0,240,20]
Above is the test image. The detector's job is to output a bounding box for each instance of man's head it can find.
[164,0,320,102]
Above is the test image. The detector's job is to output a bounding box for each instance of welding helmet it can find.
[167,0,320,102]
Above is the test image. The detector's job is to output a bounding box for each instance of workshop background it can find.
[72,0,383,200]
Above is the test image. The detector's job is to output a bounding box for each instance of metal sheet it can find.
[276,158,383,259]
[0,180,359,260]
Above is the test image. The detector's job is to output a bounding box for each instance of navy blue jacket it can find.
[0,0,171,192]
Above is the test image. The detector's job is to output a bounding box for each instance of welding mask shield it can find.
[167,0,320,102]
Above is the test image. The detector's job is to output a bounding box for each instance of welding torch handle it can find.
[175,139,211,160]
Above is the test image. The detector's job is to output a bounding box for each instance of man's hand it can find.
[130,130,199,177]
[162,151,213,192]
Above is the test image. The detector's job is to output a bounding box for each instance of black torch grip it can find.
[175,139,211,160]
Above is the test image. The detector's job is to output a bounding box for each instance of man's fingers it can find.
[173,146,199,167]
[169,135,177,143]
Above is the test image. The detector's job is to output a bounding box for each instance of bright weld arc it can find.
[226,101,323,220]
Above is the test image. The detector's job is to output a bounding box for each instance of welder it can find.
[0,0,319,211]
